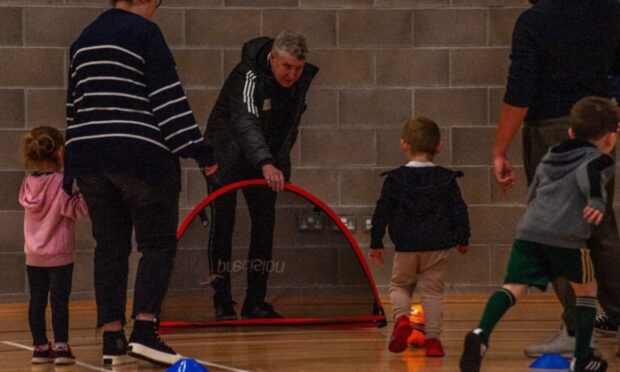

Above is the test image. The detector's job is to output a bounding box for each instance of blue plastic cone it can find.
[529,353,570,370]
[167,358,209,372]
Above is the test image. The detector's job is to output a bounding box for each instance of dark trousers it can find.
[523,117,620,329]
[207,180,277,309]
[27,263,73,346]
[76,173,179,327]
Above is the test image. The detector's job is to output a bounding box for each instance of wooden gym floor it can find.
[0,294,619,371]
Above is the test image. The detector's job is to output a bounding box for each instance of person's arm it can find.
[265,102,307,191]
[226,70,274,168]
[226,70,288,191]
[66,52,76,130]
[367,248,384,266]
[63,50,78,196]
[59,173,88,220]
[61,192,89,220]
[494,11,539,191]
[448,174,470,254]
[144,25,215,171]
[370,175,397,251]
[493,103,529,191]
[611,5,620,77]
[576,154,615,224]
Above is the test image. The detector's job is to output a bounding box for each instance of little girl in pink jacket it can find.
[18,126,88,366]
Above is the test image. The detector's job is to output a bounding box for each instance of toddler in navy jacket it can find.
[368,117,470,357]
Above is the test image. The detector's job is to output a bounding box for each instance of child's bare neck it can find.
[587,137,614,155]
[35,162,60,173]
[407,152,434,163]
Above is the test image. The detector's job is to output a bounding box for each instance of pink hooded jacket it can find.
[18,172,88,267]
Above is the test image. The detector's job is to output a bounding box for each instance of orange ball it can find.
[407,304,426,348]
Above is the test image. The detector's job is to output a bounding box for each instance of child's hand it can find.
[583,206,604,225]
[368,248,384,266]
[457,244,469,255]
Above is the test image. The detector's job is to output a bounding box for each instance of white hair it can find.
[272,31,308,60]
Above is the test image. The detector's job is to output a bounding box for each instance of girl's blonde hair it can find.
[20,126,65,170]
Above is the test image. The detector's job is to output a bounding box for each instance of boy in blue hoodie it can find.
[368,117,470,357]
[460,96,619,372]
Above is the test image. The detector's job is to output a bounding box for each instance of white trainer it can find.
[524,325,597,358]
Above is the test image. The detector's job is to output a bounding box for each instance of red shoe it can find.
[425,338,445,357]
[388,315,413,353]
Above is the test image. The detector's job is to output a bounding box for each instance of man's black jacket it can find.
[205,37,319,182]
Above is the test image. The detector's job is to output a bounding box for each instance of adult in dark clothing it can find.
[491,0,620,357]
[204,31,318,320]
[65,0,217,366]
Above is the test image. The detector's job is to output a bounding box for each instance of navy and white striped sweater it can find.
[65,8,214,190]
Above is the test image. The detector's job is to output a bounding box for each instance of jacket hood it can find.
[19,173,62,219]
[385,166,463,192]
[541,139,603,181]
[241,36,273,73]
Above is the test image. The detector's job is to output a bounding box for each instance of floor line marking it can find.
[2,339,250,372]
[1,340,108,371]
[189,357,251,372]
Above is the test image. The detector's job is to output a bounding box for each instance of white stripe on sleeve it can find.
[243,71,259,116]
[158,110,193,127]
[164,124,199,141]
[153,96,187,112]
[149,82,181,98]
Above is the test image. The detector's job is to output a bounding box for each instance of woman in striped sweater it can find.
[64,0,217,367]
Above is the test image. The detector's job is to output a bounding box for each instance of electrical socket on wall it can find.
[298,212,323,231]
[362,217,372,232]
[337,216,356,232]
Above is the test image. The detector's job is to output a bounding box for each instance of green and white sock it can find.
[574,296,597,363]
[477,288,516,343]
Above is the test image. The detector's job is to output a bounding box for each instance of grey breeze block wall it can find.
[2,0,615,303]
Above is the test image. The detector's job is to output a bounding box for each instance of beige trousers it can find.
[389,250,450,339]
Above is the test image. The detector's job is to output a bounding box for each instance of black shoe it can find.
[103,330,135,366]
[594,312,618,336]
[215,300,238,321]
[241,302,283,319]
[460,330,487,372]
[128,319,182,366]
[570,349,608,372]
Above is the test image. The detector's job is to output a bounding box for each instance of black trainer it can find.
[570,349,608,372]
[460,330,488,372]
[128,319,182,366]
[594,312,618,337]
[241,302,283,319]
[215,300,238,321]
[103,330,135,366]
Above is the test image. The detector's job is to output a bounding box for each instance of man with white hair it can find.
[204,31,319,321]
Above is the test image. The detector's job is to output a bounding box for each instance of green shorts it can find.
[503,239,595,291]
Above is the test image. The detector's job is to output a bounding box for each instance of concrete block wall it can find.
[0,0,584,302]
